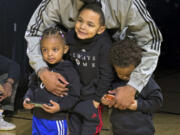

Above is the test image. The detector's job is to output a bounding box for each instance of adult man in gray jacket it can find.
[25,0,162,110]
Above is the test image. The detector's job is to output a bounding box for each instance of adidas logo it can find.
[91,113,97,119]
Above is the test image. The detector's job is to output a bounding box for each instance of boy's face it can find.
[75,9,105,40]
[41,36,69,64]
[114,65,135,81]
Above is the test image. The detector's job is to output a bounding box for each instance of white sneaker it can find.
[0,119,16,131]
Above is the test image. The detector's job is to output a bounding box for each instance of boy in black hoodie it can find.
[23,27,80,135]
[66,3,113,135]
[102,39,163,135]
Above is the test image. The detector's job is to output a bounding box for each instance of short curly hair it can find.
[110,39,142,67]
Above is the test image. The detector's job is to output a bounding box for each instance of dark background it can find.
[0,0,179,113]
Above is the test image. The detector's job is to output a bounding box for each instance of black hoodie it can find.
[66,30,114,102]
[24,60,80,120]
[110,77,163,135]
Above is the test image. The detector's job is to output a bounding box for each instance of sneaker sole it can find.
[0,126,16,131]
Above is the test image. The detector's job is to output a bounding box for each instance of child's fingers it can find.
[23,98,29,105]
[108,90,116,94]
[102,96,114,106]
[23,103,34,109]
[42,105,52,113]
[108,100,116,108]
[42,102,55,111]
[24,98,30,103]
[42,100,60,113]
[49,100,57,105]
[23,98,35,109]
[101,96,108,103]
[42,104,51,109]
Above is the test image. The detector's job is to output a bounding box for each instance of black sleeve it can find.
[0,55,20,82]
[94,34,114,102]
[24,89,34,100]
[137,89,163,113]
[24,72,38,100]
[57,67,80,111]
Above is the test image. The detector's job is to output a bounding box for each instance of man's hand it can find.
[0,84,6,102]
[38,68,69,97]
[0,84,4,92]
[113,85,136,110]
[3,81,13,97]
[0,81,13,102]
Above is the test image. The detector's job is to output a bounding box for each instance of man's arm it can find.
[125,0,163,92]
[112,0,162,109]
[25,0,62,72]
[0,55,20,82]
[25,0,70,94]
[0,55,20,101]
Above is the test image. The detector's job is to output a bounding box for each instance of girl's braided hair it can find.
[40,27,66,44]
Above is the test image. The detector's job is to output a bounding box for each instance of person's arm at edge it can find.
[25,0,62,72]
[0,55,20,83]
[125,0,163,92]
[25,0,70,95]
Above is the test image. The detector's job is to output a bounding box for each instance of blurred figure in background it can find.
[0,55,20,131]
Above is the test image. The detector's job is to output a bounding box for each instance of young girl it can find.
[23,27,80,135]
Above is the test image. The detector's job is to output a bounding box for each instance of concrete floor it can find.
[0,109,180,135]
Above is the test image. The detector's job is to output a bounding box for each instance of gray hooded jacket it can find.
[25,0,163,92]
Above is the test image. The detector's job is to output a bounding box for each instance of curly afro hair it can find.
[110,38,142,67]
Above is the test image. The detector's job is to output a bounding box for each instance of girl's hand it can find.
[23,98,35,109]
[42,100,60,113]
